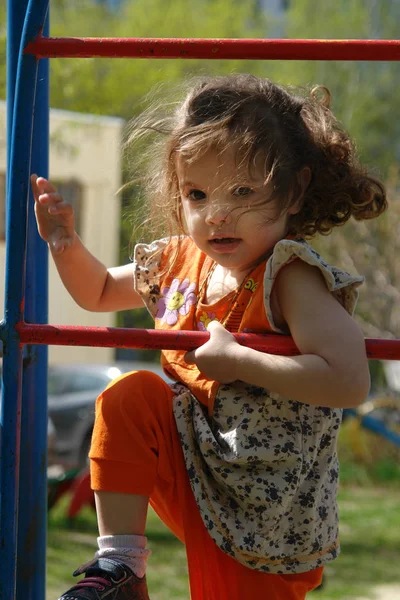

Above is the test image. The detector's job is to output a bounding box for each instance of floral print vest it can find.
[133,236,363,574]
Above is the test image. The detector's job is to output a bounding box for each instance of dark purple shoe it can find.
[58,557,150,599]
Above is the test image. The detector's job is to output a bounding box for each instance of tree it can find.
[4,0,400,175]
[271,0,400,339]
[313,172,400,340]
[261,0,400,178]
[44,0,272,341]
[48,0,269,119]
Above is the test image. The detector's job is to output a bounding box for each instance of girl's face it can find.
[177,146,299,278]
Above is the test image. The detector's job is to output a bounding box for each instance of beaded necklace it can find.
[195,244,276,331]
[196,261,256,331]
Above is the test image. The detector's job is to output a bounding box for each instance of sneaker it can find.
[58,557,150,599]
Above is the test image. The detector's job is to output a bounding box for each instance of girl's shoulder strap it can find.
[134,235,197,271]
[264,238,364,333]
[133,235,203,318]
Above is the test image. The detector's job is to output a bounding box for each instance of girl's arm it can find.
[51,236,144,312]
[32,175,144,312]
[236,259,370,407]
[186,260,370,408]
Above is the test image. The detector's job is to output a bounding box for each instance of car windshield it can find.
[47,365,133,396]
[48,369,110,395]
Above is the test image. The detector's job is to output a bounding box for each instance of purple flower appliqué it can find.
[156,278,197,326]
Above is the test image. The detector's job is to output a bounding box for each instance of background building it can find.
[0,101,125,364]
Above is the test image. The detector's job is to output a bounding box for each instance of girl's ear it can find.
[299,166,312,191]
[288,167,312,214]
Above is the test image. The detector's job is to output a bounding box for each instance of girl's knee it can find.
[90,369,176,466]
[103,369,163,393]
[99,369,173,417]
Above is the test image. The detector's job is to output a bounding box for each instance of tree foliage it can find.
[259,0,400,178]
[48,0,268,119]
[313,171,400,340]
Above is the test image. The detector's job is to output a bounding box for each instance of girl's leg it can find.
[89,369,186,541]
[58,370,183,600]
[59,368,323,600]
[95,491,149,536]
[145,398,324,600]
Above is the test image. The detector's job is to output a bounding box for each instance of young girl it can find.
[32,74,386,600]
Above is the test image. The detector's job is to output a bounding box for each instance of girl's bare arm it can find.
[32,174,144,312]
[51,235,143,312]
[186,259,370,408]
[233,259,370,407]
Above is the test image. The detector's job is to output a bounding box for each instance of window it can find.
[48,369,108,395]
[53,179,83,236]
[47,371,69,395]
[0,176,83,239]
[66,373,109,393]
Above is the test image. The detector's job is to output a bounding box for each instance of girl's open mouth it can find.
[212,237,237,243]
[209,238,241,252]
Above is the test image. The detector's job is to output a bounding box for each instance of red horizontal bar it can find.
[16,323,400,360]
[24,36,400,61]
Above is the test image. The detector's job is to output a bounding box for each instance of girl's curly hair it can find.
[124,74,387,243]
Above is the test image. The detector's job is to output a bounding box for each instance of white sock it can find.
[95,534,151,579]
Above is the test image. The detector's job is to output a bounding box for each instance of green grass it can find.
[47,416,400,599]
[47,417,400,598]
[310,487,400,599]
[337,418,400,489]
[47,484,400,600]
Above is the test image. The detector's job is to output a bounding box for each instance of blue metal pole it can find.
[15,7,49,599]
[1,1,50,598]
[345,408,400,447]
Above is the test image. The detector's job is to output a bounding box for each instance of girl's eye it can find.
[188,189,206,201]
[232,186,253,197]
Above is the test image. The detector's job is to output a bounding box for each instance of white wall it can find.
[0,102,125,364]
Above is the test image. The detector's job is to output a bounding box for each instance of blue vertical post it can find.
[1,0,50,598]
[15,5,50,600]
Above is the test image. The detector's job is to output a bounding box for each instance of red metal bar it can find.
[25,36,400,61]
[16,323,400,360]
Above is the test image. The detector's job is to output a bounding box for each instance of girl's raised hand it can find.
[31,174,76,254]
[184,320,242,383]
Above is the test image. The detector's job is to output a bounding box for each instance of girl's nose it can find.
[205,202,231,226]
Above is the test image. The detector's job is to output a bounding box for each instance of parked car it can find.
[47,361,171,470]
[0,359,170,470]
[0,360,58,464]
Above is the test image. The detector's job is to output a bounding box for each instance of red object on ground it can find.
[67,469,95,519]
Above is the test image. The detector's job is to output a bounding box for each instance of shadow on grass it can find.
[334,539,400,585]
[49,521,183,547]
[48,501,184,547]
